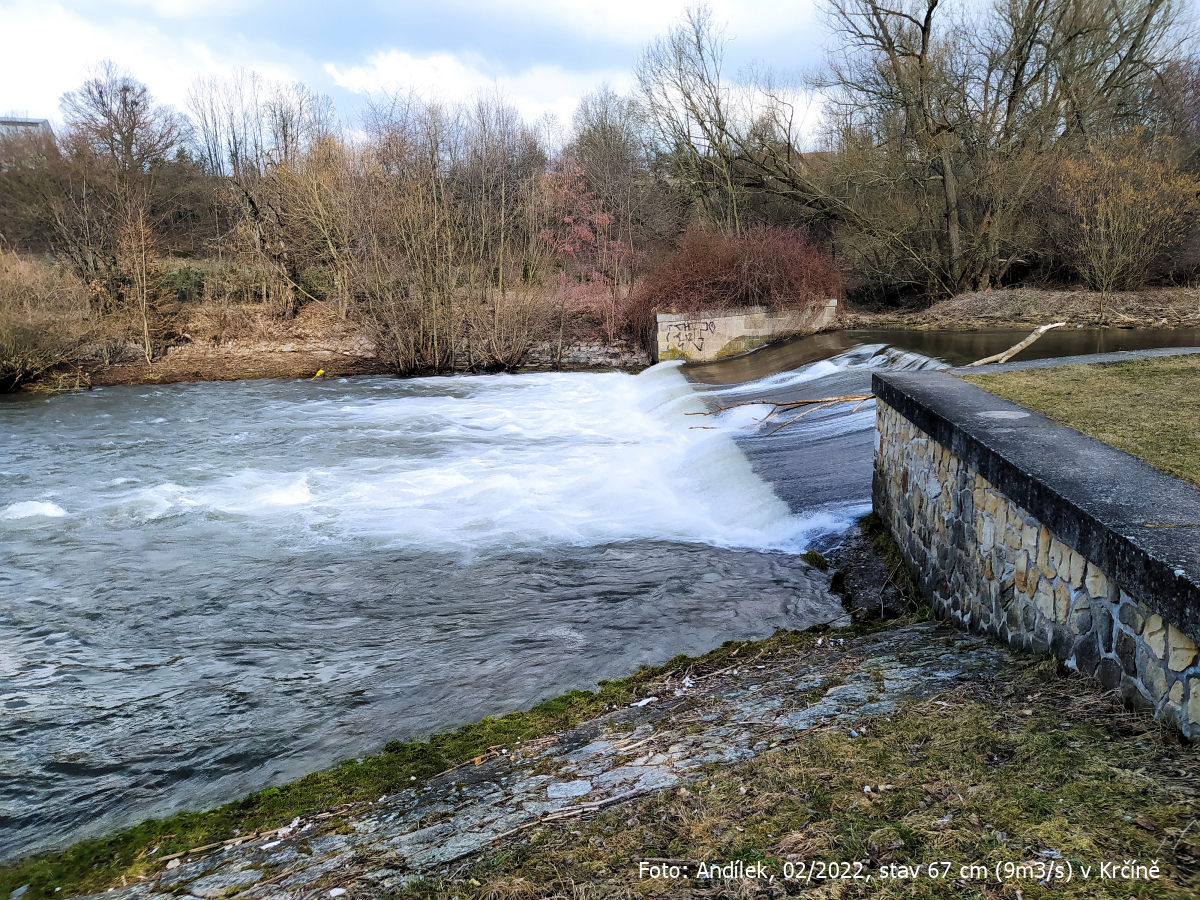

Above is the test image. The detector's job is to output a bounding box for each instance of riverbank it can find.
[8,625,1197,900]
[843,286,1200,330]
[77,339,647,389]
[14,286,1199,392]
[74,337,646,390]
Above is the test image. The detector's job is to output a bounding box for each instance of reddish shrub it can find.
[623,226,844,351]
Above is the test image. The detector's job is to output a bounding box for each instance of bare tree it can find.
[635,0,1189,297]
[821,0,1186,292]
[186,72,337,316]
[61,61,189,182]
[567,86,666,297]
[637,4,748,233]
[47,65,188,318]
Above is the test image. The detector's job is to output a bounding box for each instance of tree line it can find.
[1,0,1198,388]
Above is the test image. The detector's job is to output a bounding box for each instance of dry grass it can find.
[396,660,1200,899]
[965,354,1200,488]
[844,286,1200,330]
[0,251,96,390]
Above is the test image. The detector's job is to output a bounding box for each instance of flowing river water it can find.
[1,326,1197,860]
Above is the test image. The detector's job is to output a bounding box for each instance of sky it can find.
[0,0,830,133]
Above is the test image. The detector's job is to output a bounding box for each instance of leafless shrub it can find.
[0,252,95,390]
[624,225,843,350]
[1054,138,1200,305]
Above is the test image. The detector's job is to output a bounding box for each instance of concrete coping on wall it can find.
[872,353,1200,645]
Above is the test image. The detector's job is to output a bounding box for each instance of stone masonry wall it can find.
[874,398,1200,736]
[521,339,647,371]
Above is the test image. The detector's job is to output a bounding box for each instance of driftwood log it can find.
[692,394,873,436]
[966,322,1067,367]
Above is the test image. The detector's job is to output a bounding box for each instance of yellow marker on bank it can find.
[311,369,325,380]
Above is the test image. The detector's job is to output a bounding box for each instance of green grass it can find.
[964,354,1200,489]
[1,624,882,900]
[397,660,1200,899]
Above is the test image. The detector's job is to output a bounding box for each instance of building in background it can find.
[0,117,54,139]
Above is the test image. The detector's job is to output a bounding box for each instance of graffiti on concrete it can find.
[663,320,717,352]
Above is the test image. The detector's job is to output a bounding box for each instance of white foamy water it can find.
[17,363,820,553]
[2,500,68,519]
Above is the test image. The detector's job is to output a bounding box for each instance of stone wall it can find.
[655,300,839,363]
[522,339,648,371]
[161,336,647,375]
[872,369,1200,737]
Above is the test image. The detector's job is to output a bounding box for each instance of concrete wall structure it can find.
[872,356,1200,736]
[655,300,839,363]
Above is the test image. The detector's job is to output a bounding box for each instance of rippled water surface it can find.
[1,364,860,860]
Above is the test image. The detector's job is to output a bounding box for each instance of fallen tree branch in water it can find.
[965,321,1067,367]
[689,394,873,434]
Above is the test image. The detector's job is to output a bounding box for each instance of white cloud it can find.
[0,0,827,133]
[0,0,300,123]
[438,0,822,48]
[326,50,636,126]
[81,0,263,18]
[320,0,823,128]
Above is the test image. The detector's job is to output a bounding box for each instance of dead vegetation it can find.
[694,395,873,436]
[6,1,1200,389]
[845,287,1200,331]
[965,322,1066,367]
[0,251,96,391]
[395,659,1200,899]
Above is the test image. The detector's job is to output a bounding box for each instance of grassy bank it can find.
[398,658,1200,899]
[964,354,1200,488]
[0,625,868,900]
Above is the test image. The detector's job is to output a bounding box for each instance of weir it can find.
[653,300,840,363]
